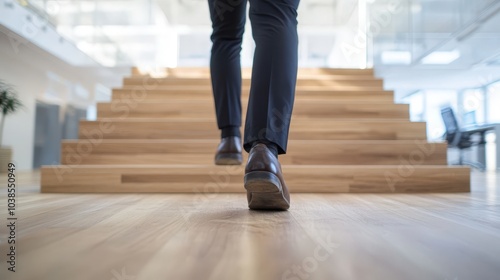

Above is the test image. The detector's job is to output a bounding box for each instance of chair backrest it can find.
[440,106,460,144]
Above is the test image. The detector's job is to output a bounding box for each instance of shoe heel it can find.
[244,171,282,193]
[215,153,243,165]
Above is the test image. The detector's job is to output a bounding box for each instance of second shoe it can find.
[214,136,243,165]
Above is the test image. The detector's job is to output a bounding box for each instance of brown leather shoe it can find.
[214,136,243,165]
[244,143,290,210]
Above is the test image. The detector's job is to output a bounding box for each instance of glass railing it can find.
[18,0,133,66]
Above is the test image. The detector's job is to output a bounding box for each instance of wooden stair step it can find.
[40,164,470,193]
[123,77,384,87]
[132,67,375,77]
[39,67,471,194]
[112,88,394,101]
[60,139,447,165]
[97,100,409,119]
[78,119,426,140]
[115,86,386,93]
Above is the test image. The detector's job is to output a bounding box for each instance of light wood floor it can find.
[1,170,499,280]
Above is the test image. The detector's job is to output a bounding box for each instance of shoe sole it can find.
[244,171,290,211]
[215,153,243,165]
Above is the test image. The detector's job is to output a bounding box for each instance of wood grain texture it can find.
[111,88,394,101]
[77,119,427,140]
[97,100,409,119]
[60,140,447,165]
[132,66,375,76]
[111,89,394,101]
[39,67,469,195]
[123,76,385,87]
[1,171,497,280]
[4,67,481,279]
[40,165,470,193]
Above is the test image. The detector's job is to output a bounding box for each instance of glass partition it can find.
[487,81,500,123]
[462,88,486,125]
[402,90,458,140]
[402,91,425,122]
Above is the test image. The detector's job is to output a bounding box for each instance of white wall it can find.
[0,44,40,170]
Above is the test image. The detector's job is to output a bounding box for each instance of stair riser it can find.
[96,102,409,119]
[123,78,384,87]
[78,120,427,140]
[132,67,375,77]
[60,141,447,165]
[115,87,387,93]
[111,90,394,101]
[40,165,470,193]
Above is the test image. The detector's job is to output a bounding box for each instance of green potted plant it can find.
[0,81,23,173]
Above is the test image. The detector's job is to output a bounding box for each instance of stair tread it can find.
[60,139,447,165]
[85,118,419,122]
[125,75,380,79]
[61,139,444,143]
[43,164,463,168]
[99,99,400,104]
[115,87,385,91]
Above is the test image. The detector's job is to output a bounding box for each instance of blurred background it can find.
[1,0,499,171]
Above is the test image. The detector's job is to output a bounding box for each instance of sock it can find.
[221,126,241,138]
[252,140,278,158]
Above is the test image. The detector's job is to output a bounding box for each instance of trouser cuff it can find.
[221,126,241,138]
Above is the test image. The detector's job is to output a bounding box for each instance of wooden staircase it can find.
[40,67,470,193]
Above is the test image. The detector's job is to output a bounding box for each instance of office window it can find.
[402,91,425,122]
[487,81,500,123]
[462,88,485,125]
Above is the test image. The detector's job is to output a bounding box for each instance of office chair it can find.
[441,107,484,170]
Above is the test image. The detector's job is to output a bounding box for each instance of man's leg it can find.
[244,0,300,155]
[243,0,300,210]
[208,0,248,165]
[208,0,247,138]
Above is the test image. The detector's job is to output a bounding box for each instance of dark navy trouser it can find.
[208,0,300,154]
